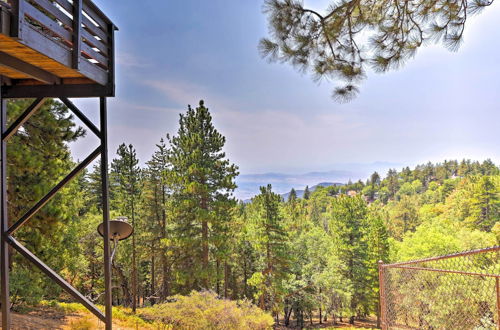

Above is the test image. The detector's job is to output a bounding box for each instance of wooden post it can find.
[107,23,116,97]
[72,0,82,70]
[0,83,11,330]
[12,0,24,39]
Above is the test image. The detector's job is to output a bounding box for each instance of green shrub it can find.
[68,317,94,330]
[139,291,273,330]
[10,267,45,310]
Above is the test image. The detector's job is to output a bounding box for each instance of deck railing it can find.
[379,246,500,330]
[1,0,115,85]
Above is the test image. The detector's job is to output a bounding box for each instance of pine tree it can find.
[111,144,142,311]
[260,0,492,101]
[143,138,171,302]
[466,176,499,231]
[6,99,85,302]
[370,172,381,187]
[250,184,289,311]
[303,186,311,200]
[288,188,297,203]
[386,169,399,199]
[84,160,117,213]
[365,205,390,327]
[168,100,238,290]
[329,195,370,322]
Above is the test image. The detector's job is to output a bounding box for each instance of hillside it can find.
[280,182,344,200]
[234,162,399,200]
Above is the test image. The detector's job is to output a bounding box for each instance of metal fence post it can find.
[496,277,500,330]
[378,260,386,330]
[379,247,499,329]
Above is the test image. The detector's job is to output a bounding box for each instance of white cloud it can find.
[139,77,369,173]
[116,52,151,68]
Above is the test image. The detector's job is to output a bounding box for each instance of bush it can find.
[139,291,273,330]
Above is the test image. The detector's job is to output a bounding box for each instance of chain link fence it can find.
[379,246,500,330]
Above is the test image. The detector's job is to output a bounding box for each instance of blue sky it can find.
[72,0,500,180]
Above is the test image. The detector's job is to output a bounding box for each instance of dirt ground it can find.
[0,308,129,330]
[1,308,378,329]
[1,308,79,329]
[275,316,377,329]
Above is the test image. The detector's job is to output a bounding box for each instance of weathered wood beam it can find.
[72,0,82,70]
[0,51,61,84]
[1,83,113,98]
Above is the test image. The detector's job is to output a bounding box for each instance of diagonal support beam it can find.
[2,98,45,141]
[0,52,61,85]
[60,97,100,138]
[6,236,105,322]
[6,146,101,235]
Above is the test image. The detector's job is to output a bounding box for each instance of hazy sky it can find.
[71,0,500,176]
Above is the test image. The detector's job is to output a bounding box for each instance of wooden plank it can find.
[82,1,107,32]
[81,41,107,66]
[24,1,72,42]
[31,0,73,28]
[12,77,95,85]
[17,24,72,69]
[78,56,107,84]
[82,28,108,55]
[82,15,107,41]
[0,4,111,86]
[18,25,108,85]
[0,31,84,78]
[0,51,61,84]
[52,0,73,14]
[2,83,113,98]
[83,0,112,27]
[0,66,30,79]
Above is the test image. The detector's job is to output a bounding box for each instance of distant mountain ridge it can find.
[235,162,400,201]
[280,182,344,201]
[242,182,344,203]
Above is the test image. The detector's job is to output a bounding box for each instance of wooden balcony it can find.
[0,0,116,98]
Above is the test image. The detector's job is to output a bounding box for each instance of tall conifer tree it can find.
[143,138,171,300]
[168,100,238,290]
[303,186,311,200]
[330,195,370,323]
[250,184,289,311]
[111,144,142,311]
[288,188,297,203]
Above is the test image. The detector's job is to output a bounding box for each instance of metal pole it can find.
[7,236,105,321]
[100,97,112,329]
[496,277,500,330]
[0,84,10,329]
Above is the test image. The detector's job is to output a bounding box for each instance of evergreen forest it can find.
[6,99,499,328]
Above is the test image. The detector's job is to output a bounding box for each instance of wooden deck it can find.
[0,0,116,98]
